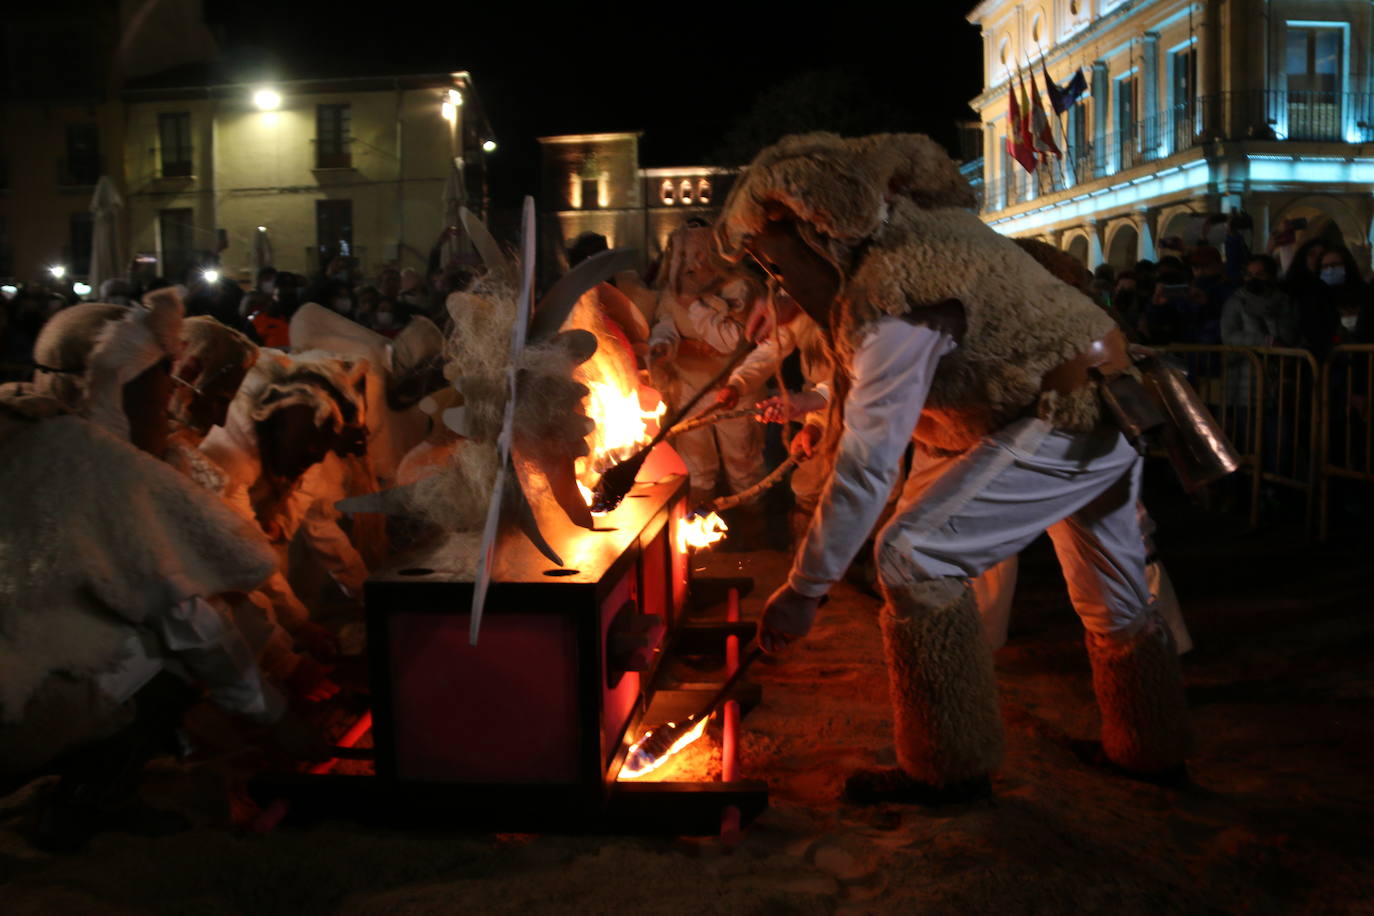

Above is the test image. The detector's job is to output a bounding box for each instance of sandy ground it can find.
[3,493,1372,915]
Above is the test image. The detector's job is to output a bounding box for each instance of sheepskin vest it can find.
[839,200,1117,453]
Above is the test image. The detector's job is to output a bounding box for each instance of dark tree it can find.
[709,67,925,167]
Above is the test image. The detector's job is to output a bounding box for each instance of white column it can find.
[1134,208,1157,261]
[1143,32,1160,156]
[1086,219,1104,267]
[1092,61,1110,177]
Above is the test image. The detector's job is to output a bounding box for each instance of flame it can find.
[618,716,711,780]
[677,511,728,552]
[568,297,667,510]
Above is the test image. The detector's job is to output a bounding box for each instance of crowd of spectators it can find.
[0,248,473,383]
[1087,216,1374,356]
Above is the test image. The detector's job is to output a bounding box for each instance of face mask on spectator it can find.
[1340,314,1358,331]
[375,311,395,329]
[1321,266,1346,286]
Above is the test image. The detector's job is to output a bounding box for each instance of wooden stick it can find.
[668,406,763,438]
[707,456,798,513]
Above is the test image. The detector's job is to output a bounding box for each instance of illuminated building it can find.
[538,132,738,269]
[967,0,1374,271]
[0,1,219,284]
[0,2,491,286]
[121,70,490,282]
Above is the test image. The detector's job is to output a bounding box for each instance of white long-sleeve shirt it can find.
[788,318,956,598]
[728,314,832,413]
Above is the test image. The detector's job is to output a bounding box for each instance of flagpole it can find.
[1036,44,1073,191]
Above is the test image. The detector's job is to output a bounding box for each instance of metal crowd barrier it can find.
[1154,344,1370,539]
[1251,347,1321,532]
[1319,344,1374,541]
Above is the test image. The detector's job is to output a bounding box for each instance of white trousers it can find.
[876,417,1151,638]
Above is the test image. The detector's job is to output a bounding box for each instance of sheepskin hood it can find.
[714,132,976,262]
[179,316,258,387]
[200,349,370,486]
[31,289,185,441]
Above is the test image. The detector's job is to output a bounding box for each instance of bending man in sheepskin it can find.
[716,133,1191,803]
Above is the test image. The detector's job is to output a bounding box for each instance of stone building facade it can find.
[538,132,738,270]
[121,71,490,283]
[967,0,1374,272]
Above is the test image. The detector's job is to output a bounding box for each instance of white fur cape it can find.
[0,407,277,723]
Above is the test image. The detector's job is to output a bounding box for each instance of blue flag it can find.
[1042,59,1069,115]
[1061,68,1088,110]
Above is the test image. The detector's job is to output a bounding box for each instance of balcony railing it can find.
[978,90,1374,213]
[159,146,194,178]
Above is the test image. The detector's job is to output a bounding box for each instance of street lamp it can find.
[253,88,282,111]
[482,139,497,153]
[73,282,92,296]
[202,268,220,285]
[49,265,66,280]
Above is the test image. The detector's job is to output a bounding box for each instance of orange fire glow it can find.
[677,511,728,551]
[618,715,710,780]
[570,299,666,511]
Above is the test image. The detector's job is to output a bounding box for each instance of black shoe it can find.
[843,767,992,806]
[1068,739,1191,788]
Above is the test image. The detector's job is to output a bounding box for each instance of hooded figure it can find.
[718,133,1191,802]
[201,348,376,611]
[0,292,310,847]
[647,223,768,506]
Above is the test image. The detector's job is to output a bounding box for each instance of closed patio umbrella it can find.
[88,176,124,293]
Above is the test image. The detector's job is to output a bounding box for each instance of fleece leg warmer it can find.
[880,578,1004,786]
[1085,614,1192,774]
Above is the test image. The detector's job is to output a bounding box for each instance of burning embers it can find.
[677,511,728,551]
[619,715,710,779]
[568,300,667,513]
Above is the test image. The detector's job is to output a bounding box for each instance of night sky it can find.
[204,2,983,206]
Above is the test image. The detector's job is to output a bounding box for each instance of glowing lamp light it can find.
[1,284,17,296]
[447,89,463,107]
[49,265,66,279]
[441,101,457,123]
[257,225,267,232]
[481,139,497,153]
[253,88,282,111]
[72,282,92,296]
[202,268,220,285]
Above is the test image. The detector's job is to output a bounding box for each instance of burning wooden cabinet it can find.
[365,477,697,820]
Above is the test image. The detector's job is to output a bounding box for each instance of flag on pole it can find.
[1062,68,1089,109]
[1029,68,1062,158]
[1042,58,1068,114]
[1006,68,1038,174]
[1017,68,1039,169]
